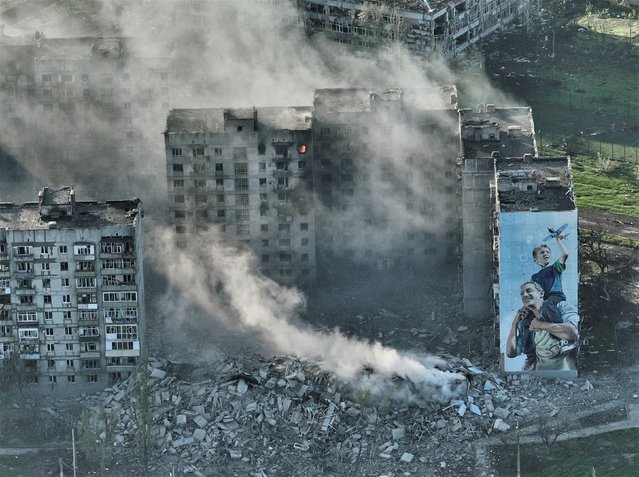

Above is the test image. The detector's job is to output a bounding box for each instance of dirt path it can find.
[580,207,639,240]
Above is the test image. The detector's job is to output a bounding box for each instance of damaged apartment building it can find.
[0,30,174,202]
[0,187,145,391]
[177,0,532,61]
[164,108,317,284]
[299,0,532,59]
[458,104,539,319]
[164,87,461,283]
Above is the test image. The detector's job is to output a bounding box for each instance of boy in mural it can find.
[506,281,579,371]
[531,234,569,306]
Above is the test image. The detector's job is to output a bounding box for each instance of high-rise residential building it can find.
[312,87,461,274]
[164,87,461,284]
[0,33,174,203]
[0,187,145,391]
[459,104,538,319]
[164,107,317,284]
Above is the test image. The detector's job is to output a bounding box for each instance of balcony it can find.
[78,303,98,310]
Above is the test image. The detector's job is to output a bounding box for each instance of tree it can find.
[128,360,153,476]
[581,227,611,277]
[78,405,119,476]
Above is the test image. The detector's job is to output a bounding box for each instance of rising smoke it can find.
[0,0,508,402]
[151,226,466,404]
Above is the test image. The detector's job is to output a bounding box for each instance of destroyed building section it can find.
[77,353,630,477]
[301,0,532,59]
[494,156,576,212]
[459,105,537,320]
[312,87,461,274]
[0,187,145,391]
[164,107,317,284]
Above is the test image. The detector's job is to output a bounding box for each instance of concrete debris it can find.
[493,418,511,432]
[581,380,594,391]
[400,452,414,463]
[80,354,588,476]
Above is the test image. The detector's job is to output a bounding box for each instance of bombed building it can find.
[312,87,461,274]
[0,31,174,203]
[164,87,462,283]
[301,0,532,59]
[458,104,537,319]
[0,187,145,391]
[164,107,317,284]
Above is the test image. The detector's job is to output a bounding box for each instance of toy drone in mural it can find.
[543,224,569,242]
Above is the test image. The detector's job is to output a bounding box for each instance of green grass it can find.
[570,156,639,216]
[577,14,639,38]
[482,2,639,166]
[492,428,639,477]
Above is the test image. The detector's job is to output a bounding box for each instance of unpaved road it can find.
[580,207,639,241]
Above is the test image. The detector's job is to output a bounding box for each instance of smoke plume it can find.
[150,225,466,404]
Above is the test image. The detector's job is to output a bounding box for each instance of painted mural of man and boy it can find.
[506,229,580,372]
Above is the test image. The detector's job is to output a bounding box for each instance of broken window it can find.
[236,209,250,222]
[103,291,137,302]
[193,163,206,173]
[175,226,186,234]
[172,164,183,173]
[237,194,249,206]
[44,295,52,304]
[216,179,224,189]
[194,179,206,189]
[298,161,306,169]
[234,163,248,175]
[301,238,309,246]
[259,178,267,187]
[174,195,185,203]
[60,262,69,271]
[214,147,223,155]
[279,253,291,263]
[300,223,309,231]
[235,178,248,190]
[259,193,267,202]
[274,145,288,157]
[175,210,185,219]
[217,209,226,218]
[258,144,266,155]
[194,147,205,156]
[215,163,223,172]
[276,162,288,170]
[233,147,247,160]
[261,254,270,263]
[237,224,250,237]
[261,224,268,232]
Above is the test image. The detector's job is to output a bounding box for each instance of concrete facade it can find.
[301,0,532,59]
[312,87,461,274]
[164,107,317,285]
[459,105,537,319]
[0,187,145,392]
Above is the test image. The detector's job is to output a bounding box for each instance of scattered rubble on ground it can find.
[78,354,609,476]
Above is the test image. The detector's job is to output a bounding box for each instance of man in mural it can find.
[506,281,579,371]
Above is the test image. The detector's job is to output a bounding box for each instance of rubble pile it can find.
[88,355,568,476]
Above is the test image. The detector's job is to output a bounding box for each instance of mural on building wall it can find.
[499,210,579,375]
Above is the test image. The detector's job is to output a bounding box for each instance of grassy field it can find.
[492,428,639,477]
[478,1,639,216]
[570,155,639,216]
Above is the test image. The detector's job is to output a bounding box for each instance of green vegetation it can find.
[492,428,639,477]
[480,1,639,217]
[483,1,639,166]
[570,155,639,216]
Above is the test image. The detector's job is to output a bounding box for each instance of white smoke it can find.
[151,225,466,404]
